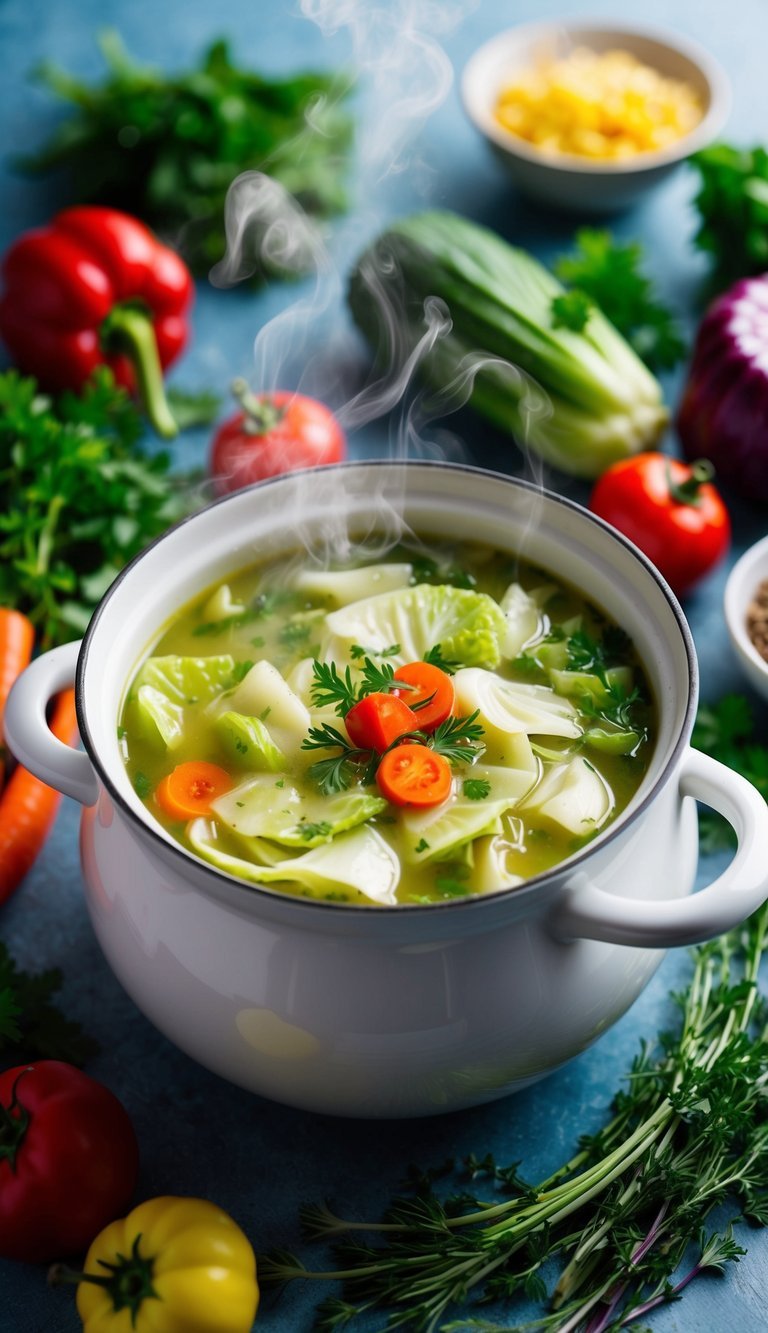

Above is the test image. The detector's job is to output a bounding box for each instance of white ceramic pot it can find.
[6,463,768,1118]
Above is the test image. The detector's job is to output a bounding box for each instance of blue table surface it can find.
[3,1,768,1330]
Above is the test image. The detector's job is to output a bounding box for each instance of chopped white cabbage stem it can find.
[521,757,614,834]
[212,776,386,847]
[469,835,526,893]
[223,661,311,755]
[323,583,508,669]
[399,762,538,864]
[454,668,582,761]
[187,820,400,904]
[499,582,542,657]
[293,563,413,607]
[201,583,246,622]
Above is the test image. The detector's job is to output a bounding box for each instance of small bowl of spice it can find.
[724,535,768,702]
[461,20,730,211]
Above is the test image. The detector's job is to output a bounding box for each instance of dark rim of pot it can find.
[77,460,698,916]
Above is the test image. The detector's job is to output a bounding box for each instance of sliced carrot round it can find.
[376,743,452,809]
[155,761,233,820]
[392,661,454,733]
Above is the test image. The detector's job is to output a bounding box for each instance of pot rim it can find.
[76,459,698,917]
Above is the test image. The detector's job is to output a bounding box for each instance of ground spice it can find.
[746,577,768,661]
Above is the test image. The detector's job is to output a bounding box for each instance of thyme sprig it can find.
[260,904,768,1331]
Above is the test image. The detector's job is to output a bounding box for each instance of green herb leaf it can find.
[20,31,354,279]
[463,778,491,801]
[0,368,186,649]
[427,711,485,765]
[0,944,99,1069]
[133,771,152,799]
[423,644,460,674]
[554,229,685,371]
[691,143,768,287]
[551,288,592,332]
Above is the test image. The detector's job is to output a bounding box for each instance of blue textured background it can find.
[2,1,768,1330]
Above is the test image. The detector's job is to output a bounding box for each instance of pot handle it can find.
[4,641,99,807]
[551,747,768,948]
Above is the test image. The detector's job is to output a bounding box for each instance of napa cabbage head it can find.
[322,584,507,670]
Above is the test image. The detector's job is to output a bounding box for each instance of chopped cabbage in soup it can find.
[119,541,655,905]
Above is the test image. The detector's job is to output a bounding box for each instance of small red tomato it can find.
[589,453,731,596]
[210,379,345,495]
[345,693,418,752]
[0,1061,139,1263]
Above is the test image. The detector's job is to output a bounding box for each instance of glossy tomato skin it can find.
[0,1061,139,1263]
[589,453,730,596]
[210,391,345,495]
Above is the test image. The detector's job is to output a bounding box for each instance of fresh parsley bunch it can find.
[0,368,184,649]
[20,30,354,278]
[0,943,98,1068]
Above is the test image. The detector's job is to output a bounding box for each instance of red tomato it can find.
[589,453,730,596]
[392,661,455,732]
[344,693,418,752]
[0,1061,139,1262]
[210,380,345,495]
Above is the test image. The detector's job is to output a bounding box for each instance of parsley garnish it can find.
[0,368,185,649]
[133,771,152,799]
[463,778,491,800]
[554,229,685,371]
[0,943,98,1068]
[309,656,403,716]
[231,659,254,684]
[414,838,430,853]
[296,821,333,841]
[350,642,401,660]
[422,644,460,674]
[427,711,485,765]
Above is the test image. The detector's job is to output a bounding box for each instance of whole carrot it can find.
[0,609,35,790]
[0,689,78,905]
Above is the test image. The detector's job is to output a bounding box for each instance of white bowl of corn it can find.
[461,20,730,211]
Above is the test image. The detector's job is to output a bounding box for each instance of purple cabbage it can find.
[677,274,768,499]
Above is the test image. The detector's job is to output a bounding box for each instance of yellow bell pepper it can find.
[71,1196,259,1333]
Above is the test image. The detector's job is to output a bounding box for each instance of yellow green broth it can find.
[119,539,655,905]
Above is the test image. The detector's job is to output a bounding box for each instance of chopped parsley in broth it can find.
[119,541,655,905]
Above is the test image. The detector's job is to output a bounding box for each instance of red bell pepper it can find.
[0,207,193,438]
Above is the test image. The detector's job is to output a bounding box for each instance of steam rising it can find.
[210,0,550,562]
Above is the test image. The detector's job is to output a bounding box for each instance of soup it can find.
[119,540,655,905]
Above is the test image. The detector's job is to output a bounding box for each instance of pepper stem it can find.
[101,303,178,439]
[666,458,715,507]
[49,1234,159,1322]
[231,377,286,435]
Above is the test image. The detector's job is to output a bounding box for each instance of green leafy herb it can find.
[463,778,491,801]
[691,143,768,287]
[133,771,152,799]
[279,620,312,647]
[0,368,185,649]
[550,288,592,332]
[414,837,430,854]
[0,943,99,1069]
[296,821,333,842]
[20,30,354,279]
[261,898,768,1331]
[309,656,401,717]
[350,642,401,660]
[301,723,372,796]
[231,660,254,684]
[427,711,485,766]
[423,644,460,675]
[554,229,685,371]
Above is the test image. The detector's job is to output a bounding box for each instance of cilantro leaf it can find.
[463,778,491,801]
[554,229,685,371]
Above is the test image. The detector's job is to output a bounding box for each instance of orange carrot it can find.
[0,609,35,790]
[376,742,452,808]
[155,761,233,821]
[0,689,78,905]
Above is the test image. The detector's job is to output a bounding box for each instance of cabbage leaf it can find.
[212,774,386,847]
[293,562,413,607]
[499,583,541,658]
[522,757,614,834]
[215,711,286,771]
[454,668,582,758]
[127,654,235,751]
[400,763,537,864]
[187,820,400,904]
[323,584,507,670]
